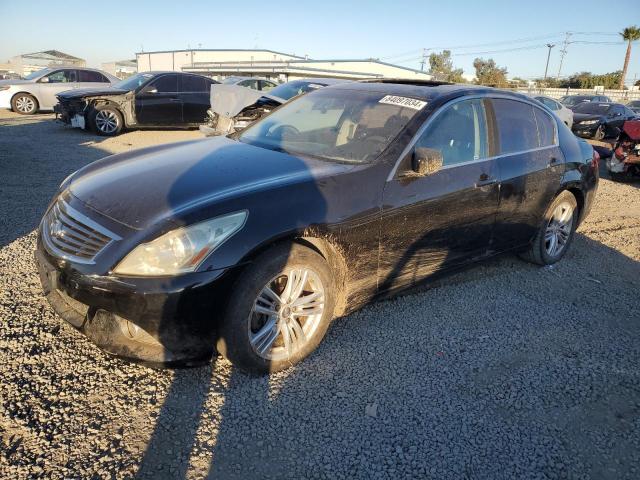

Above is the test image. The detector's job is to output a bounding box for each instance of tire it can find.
[593,125,605,141]
[11,93,38,115]
[89,104,123,136]
[520,191,579,266]
[217,243,336,374]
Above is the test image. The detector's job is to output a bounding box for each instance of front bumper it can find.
[35,237,236,367]
[0,90,12,109]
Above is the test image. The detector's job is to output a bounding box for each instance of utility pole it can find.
[556,32,572,80]
[420,48,427,72]
[543,43,555,82]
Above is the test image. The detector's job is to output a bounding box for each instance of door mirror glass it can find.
[413,147,443,175]
[143,86,158,94]
[39,76,49,83]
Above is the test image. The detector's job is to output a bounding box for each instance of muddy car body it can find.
[36,80,599,373]
[54,72,218,136]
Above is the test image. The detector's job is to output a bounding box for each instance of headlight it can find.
[113,211,248,276]
[580,119,599,125]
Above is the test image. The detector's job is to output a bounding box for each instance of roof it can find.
[136,48,305,59]
[326,80,495,101]
[21,50,84,61]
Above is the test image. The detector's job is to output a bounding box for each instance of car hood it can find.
[68,136,355,229]
[57,87,130,100]
[573,113,604,123]
[209,84,285,118]
[0,79,31,86]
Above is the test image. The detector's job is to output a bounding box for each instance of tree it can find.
[620,25,640,89]
[427,50,464,83]
[560,71,622,89]
[473,58,508,87]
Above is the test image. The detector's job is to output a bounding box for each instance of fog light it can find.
[115,316,160,345]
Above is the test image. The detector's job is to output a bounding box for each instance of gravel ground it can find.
[1,110,639,479]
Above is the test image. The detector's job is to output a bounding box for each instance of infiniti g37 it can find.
[36,80,599,373]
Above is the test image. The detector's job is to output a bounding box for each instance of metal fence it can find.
[515,87,640,103]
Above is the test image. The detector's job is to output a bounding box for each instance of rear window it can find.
[78,70,107,82]
[492,99,539,154]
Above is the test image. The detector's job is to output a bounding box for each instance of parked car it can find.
[36,81,599,373]
[54,71,219,136]
[627,100,640,115]
[571,102,637,140]
[0,67,118,115]
[222,76,278,91]
[559,94,611,108]
[530,94,574,127]
[200,78,345,136]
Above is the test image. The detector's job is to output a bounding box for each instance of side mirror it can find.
[143,86,158,94]
[39,77,49,83]
[412,147,443,175]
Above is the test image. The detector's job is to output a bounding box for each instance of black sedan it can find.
[627,100,640,115]
[54,71,218,136]
[571,102,637,140]
[36,81,599,373]
[559,94,611,108]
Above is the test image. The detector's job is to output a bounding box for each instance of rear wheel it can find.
[216,243,335,374]
[89,104,123,136]
[11,93,38,114]
[520,191,578,266]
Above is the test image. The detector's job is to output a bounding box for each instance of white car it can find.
[531,95,574,128]
[0,67,118,114]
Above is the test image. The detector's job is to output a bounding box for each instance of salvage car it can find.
[54,71,218,136]
[222,76,278,91]
[530,94,573,128]
[36,81,599,373]
[0,67,118,114]
[559,94,611,108]
[200,78,345,136]
[571,101,637,140]
[627,100,640,115]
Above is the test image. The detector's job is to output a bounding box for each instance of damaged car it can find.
[36,81,598,373]
[571,102,637,140]
[200,78,345,136]
[55,71,218,136]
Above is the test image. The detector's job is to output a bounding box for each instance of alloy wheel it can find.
[15,96,35,113]
[544,201,574,257]
[95,110,118,134]
[248,268,325,361]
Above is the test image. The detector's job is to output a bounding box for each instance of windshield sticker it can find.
[379,95,427,110]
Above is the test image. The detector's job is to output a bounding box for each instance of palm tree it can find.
[619,26,640,89]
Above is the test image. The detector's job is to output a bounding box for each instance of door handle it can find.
[475,173,497,188]
[168,98,181,102]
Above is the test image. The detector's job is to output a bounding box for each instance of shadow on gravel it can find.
[0,115,111,247]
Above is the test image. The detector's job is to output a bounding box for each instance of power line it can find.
[556,32,572,79]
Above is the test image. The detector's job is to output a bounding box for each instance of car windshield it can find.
[562,96,591,106]
[24,68,51,80]
[268,81,327,101]
[238,88,423,163]
[112,73,154,91]
[573,103,611,114]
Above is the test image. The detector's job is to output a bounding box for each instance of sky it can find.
[1,0,639,83]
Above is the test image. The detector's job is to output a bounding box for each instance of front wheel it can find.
[11,93,38,114]
[217,243,335,374]
[89,105,123,136]
[520,191,578,266]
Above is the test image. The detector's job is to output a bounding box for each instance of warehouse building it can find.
[8,50,85,76]
[101,59,138,79]
[136,49,431,82]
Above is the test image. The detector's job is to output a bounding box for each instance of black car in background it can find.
[560,94,611,108]
[627,100,640,115]
[55,72,218,136]
[36,82,599,373]
[571,101,637,140]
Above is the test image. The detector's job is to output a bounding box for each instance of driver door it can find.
[378,98,500,293]
[135,74,182,126]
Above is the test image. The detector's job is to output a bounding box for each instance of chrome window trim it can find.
[387,93,559,181]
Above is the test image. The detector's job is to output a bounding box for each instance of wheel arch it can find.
[11,91,40,109]
[89,100,127,127]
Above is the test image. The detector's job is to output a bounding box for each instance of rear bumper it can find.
[35,237,235,367]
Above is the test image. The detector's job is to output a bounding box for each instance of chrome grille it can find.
[42,199,120,264]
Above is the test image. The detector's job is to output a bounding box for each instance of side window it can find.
[239,79,258,90]
[415,98,488,166]
[492,99,539,154]
[78,70,105,82]
[180,75,207,93]
[45,69,76,83]
[150,74,178,93]
[533,107,556,147]
[260,80,275,91]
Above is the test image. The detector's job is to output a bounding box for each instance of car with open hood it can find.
[36,80,599,373]
[571,101,637,140]
[54,71,218,135]
[0,67,118,114]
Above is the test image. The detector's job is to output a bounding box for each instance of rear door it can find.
[379,97,500,292]
[179,75,213,124]
[135,74,182,125]
[491,97,563,249]
[38,69,79,109]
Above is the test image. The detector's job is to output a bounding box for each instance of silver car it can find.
[0,67,119,114]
